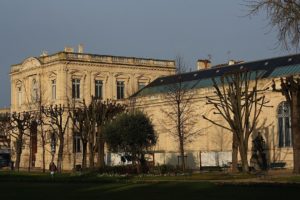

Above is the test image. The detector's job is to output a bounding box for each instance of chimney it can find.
[78,44,84,53]
[197,59,211,70]
[64,46,74,53]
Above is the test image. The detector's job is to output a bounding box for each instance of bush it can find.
[150,164,178,175]
[98,165,138,175]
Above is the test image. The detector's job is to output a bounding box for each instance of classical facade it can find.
[8,47,300,171]
[9,47,175,170]
[134,54,300,169]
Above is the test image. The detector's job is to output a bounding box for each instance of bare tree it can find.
[0,112,11,149]
[69,103,89,169]
[10,112,33,171]
[69,98,126,169]
[203,71,269,172]
[246,0,300,49]
[94,99,126,168]
[41,105,70,172]
[272,76,300,173]
[161,56,201,172]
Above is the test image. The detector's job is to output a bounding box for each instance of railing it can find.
[42,52,175,67]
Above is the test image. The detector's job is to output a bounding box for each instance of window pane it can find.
[72,81,76,98]
[277,101,292,148]
[117,81,124,99]
[52,80,56,100]
[18,87,22,106]
[278,117,283,147]
[76,84,80,98]
[72,79,80,99]
[285,117,291,147]
[95,80,103,99]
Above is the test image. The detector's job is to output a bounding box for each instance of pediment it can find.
[21,57,41,71]
[48,72,57,79]
[15,79,22,86]
[93,72,109,79]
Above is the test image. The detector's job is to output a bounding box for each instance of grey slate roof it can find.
[133,54,300,97]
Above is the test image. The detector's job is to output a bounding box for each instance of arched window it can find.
[277,101,292,147]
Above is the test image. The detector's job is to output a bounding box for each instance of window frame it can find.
[72,79,81,99]
[277,101,292,148]
[73,133,81,153]
[116,81,125,99]
[95,80,103,100]
[51,79,56,100]
[17,86,22,107]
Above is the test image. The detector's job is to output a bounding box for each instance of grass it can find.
[0,171,300,200]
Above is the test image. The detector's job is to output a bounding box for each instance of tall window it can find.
[72,79,80,99]
[277,101,292,147]
[138,82,146,90]
[95,80,103,99]
[117,81,125,99]
[17,87,22,107]
[51,79,56,100]
[73,133,81,153]
[32,79,38,102]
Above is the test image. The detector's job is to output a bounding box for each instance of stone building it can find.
[9,47,175,170]
[8,47,300,171]
[133,54,300,169]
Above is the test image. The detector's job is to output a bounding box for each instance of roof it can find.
[133,53,300,97]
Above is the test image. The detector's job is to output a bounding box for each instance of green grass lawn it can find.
[0,171,299,200]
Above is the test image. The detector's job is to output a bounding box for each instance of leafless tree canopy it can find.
[41,104,70,172]
[161,56,201,171]
[272,76,300,173]
[0,113,11,149]
[247,0,300,49]
[204,71,269,172]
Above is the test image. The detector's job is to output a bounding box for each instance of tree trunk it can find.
[239,142,249,173]
[97,127,105,168]
[28,134,32,172]
[88,142,95,168]
[15,137,23,172]
[231,133,238,172]
[179,138,185,172]
[82,142,87,169]
[291,92,300,173]
[42,138,45,173]
[57,136,64,173]
[41,125,46,173]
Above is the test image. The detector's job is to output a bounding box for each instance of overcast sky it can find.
[0,0,293,107]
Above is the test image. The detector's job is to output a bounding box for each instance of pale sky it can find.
[0,0,292,107]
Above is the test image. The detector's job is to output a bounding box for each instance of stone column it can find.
[85,71,92,104]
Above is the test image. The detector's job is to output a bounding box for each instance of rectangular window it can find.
[51,79,56,100]
[117,81,125,99]
[95,80,103,99]
[17,87,22,107]
[32,88,38,102]
[138,82,146,90]
[72,79,80,99]
[73,134,81,153]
